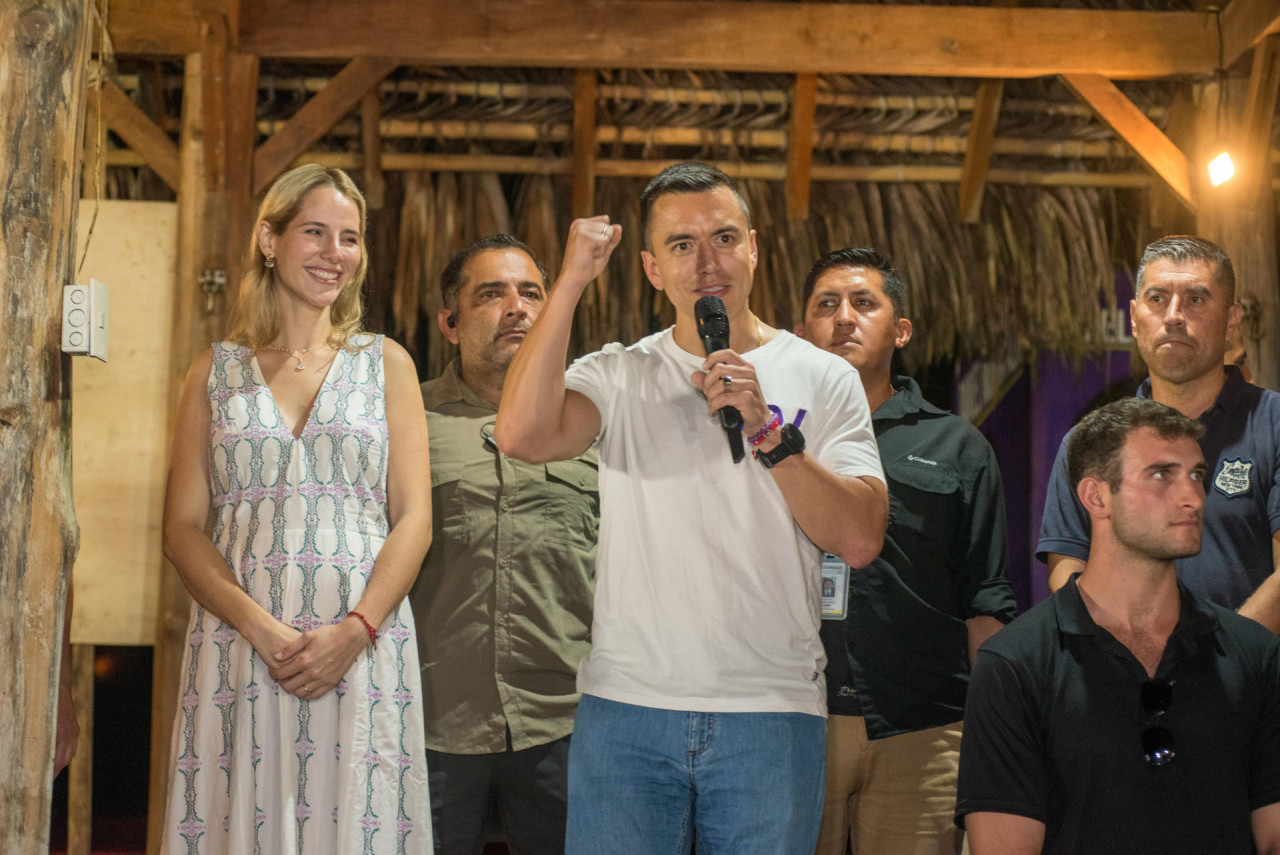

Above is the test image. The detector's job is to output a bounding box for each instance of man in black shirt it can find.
[796,247,1017,854]
[958,397,1280,855]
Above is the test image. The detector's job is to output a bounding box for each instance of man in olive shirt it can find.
[412,235,599,855]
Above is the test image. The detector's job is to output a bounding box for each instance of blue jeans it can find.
[565,694,826,854]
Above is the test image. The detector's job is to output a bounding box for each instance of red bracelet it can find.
[749,411,783,446]
[349,610,377,650]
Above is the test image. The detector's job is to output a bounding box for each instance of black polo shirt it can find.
[821,376,1017,738]
[957,575,1280,854]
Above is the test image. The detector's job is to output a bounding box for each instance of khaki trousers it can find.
[814,715,964,855]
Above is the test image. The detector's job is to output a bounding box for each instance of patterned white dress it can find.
[161,335,432,855]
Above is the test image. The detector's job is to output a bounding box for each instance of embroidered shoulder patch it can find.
[1213,458,1253,497]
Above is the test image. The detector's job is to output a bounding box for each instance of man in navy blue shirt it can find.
[1038,236,1280,631]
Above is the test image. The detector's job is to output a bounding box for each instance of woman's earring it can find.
[264,256,276,269]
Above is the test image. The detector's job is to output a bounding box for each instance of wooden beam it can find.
[571,68,598,218]
[231,1,1216,79]
[959,79,1005,224]
[252,57,396,195]
[242,116,1136,159]
[286,149,1154,188]
[246,75,1150,118]
[1061,73,1195,209]
[109,0,200,55]
[959,0,1018,224]
[0,0,91,850]
[66,645,94,855]
[98,80,180,192]
[360,86,385,210]
[1223,0,1280,68]
[786,74,817,221]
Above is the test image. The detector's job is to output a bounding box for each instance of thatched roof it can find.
[94,53,1277,378]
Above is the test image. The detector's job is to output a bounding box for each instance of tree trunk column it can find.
[0,1,91,851]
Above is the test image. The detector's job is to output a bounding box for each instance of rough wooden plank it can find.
[571,68,597,218]
[66,645,94,855]
[232,1,1215,79]
[786,73,817,221]
[361,86,385,210]
[1223,0,1280,67]
[98,79,180,192]
[1061,73,1195,208]
[0,1,91,850]
[253,56,396,195]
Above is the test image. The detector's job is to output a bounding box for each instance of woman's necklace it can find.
[262,342,325,371]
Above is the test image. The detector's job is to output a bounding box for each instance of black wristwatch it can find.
[754,423,805,469]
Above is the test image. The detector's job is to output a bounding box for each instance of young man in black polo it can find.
[958,397,1280,855]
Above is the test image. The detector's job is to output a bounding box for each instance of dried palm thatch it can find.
[801,180,1121,371]
[392,170,514,376]
[393,169,1128,377]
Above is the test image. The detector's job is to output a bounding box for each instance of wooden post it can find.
[1195,76,1280,390]
[361,86,385,211]
[571,68,598,218]
[0,1,91,851]
[225,51,260,308]
[785,73,816,222]
[145,52,224,855]
[66,645,95,855]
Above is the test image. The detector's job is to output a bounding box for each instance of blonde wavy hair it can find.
[226,164,370,351]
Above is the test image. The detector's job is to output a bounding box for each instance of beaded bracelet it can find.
[748,411,783,446]
[349,610,378,650]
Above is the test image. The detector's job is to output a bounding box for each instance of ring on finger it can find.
[723,375,733,392]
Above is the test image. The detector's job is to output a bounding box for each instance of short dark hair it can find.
[440,234,548,315]
[800,247,908,320]
[1136,235,1235,304]
[1067,397,1205,492]
[639,161,751,251]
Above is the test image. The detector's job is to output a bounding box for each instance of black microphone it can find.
[694,296,745,463]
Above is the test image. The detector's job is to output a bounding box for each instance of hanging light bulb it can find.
[1208,150,1235,186]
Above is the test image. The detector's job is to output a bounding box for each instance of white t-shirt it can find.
[564,328,883,717]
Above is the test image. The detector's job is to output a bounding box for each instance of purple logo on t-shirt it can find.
[767,405,807,428]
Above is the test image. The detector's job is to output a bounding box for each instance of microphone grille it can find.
[695,296,729,337]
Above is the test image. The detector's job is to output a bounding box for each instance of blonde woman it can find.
[161,164,433,853]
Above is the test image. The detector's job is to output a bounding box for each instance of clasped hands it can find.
[256,616,369,701]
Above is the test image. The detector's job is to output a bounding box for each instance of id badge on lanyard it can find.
[820,553,850,620]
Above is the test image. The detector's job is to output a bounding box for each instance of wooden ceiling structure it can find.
[92,0,1280,361]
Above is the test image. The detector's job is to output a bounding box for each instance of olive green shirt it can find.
[412,359,599,754]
